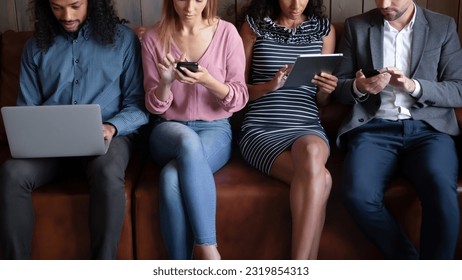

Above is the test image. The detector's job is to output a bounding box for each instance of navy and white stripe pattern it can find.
[239,15,331,175]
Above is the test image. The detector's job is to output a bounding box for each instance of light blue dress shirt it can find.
[18,22,149,136]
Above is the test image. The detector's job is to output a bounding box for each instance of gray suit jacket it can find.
[332,5,462,149]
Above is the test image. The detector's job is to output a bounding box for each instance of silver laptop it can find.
[1,104,111,158]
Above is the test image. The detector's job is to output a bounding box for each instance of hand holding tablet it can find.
[283,53,343,88]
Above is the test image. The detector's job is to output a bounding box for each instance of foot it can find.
[193,244,221,260]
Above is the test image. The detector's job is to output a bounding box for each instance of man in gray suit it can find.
[333,0,462,259]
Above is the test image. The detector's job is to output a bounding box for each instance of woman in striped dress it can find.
[238,0,338,259]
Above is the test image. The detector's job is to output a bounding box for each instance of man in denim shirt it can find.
[0,0,148,259]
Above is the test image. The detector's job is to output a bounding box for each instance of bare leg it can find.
[270,135,331,260]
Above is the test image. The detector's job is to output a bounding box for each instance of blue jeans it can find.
[149,118,232,259]
[342,119,459,259]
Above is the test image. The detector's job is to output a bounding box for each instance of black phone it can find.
[362,69,380,78]
[176,62,199,75]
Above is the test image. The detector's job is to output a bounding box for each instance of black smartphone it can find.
[176,62,199,76]
[362,69,380,78]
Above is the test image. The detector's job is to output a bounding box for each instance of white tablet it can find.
[283,53,343,88]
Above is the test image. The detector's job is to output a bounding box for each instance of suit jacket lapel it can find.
[369,11,384,69]
[370,25,383,69]
[410,7,429,78]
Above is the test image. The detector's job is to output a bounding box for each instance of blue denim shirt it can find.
[18,22,149,136]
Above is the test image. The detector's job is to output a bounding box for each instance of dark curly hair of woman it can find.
[31,0,128,52]
[238,0,326,27]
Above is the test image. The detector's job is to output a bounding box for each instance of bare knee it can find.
[293,138,328,174]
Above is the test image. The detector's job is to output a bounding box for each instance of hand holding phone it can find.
[176,62,199,76]
[362,69,380,78]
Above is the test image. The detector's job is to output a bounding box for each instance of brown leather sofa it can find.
[1,23,461,260]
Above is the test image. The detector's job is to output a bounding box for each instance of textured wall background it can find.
[1,0,461,41]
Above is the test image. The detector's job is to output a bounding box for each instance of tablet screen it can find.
[283,53,343,88]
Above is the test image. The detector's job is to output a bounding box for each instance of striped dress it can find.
[238,15,331,175]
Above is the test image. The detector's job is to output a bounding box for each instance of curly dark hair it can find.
[31,0,128,52]
[238,0,326,27]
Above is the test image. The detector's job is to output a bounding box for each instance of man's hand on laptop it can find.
[102,123,117,140]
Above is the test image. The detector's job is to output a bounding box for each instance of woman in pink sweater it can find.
[141,0,248,260]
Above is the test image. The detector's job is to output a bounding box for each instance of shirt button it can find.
[73,101,77,104]
[75,59,79,63]
[75,80,79,84]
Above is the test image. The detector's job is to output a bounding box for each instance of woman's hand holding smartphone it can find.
[176,62,199,76]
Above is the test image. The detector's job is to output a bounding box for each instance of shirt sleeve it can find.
[104,27,149,136]
[141,28,173,115]
[17,38,42,106]
[217,23,249,112]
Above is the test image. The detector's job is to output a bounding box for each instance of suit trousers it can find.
[0,135,135,259]
[341,118,460,259]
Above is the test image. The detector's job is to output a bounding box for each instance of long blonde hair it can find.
[156,0,218,53]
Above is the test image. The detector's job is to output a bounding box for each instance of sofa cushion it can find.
[0,30,33,144]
